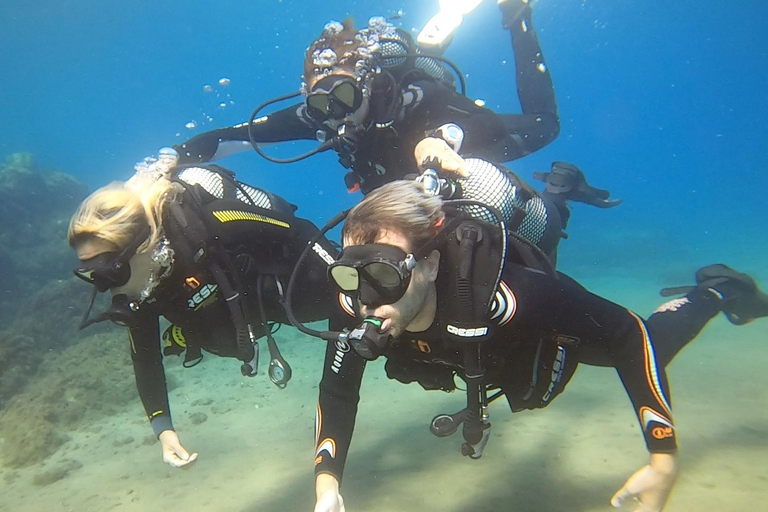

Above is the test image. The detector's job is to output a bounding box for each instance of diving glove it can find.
[534,161,622,209]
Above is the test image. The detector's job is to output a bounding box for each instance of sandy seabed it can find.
[1,274,767,512]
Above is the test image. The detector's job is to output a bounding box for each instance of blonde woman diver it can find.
[69,149,337,468]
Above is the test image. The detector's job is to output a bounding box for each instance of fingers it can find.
[414,138,468,177]
[159,432,199,469]
[314,491,345,512]
[178,451,198,469]
[611,465,649,508]
[165,451,199,468]
[440,153,469,177]
[611,464,673,512]
[610,487,633,508]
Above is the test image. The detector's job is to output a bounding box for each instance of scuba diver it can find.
[173,2,617,217]
[68,148,337,468]
[293,179,768,512]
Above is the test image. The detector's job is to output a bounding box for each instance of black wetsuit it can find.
[125,167,337,437]
[313,258,723,482]
[174,11,558,195]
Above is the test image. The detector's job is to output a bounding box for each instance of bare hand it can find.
[158,430,199,469]
[414,137,469,177]
[315,473,345,512]
[611,454,678,511]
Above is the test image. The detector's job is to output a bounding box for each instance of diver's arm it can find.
[128,315,198,467]
[609,315,677,455]
[314,313,366,485]
[128,315,173,435]
[604,314,679,510]
[174,102,317,164]
[523,269,678,455]
[504,264,678,509]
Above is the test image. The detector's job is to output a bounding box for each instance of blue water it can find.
[1,1,767,510]
[3,0,766,252]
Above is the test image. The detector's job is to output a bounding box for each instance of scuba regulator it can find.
[282,173,517,459]
[346,317,392,361]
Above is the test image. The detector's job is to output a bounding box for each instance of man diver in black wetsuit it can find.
[68,153,337,468]
[173,1,616,217]
[300,180,768,512]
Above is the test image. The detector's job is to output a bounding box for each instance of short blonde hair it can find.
[343,181,445,250]
[68,172,182,253]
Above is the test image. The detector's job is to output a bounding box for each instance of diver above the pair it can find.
[174,2,613,209]
[68,150,337,468]
[303,179,768,512]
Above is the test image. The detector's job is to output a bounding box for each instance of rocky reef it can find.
[0,152,88,324]
[0,331,135,468]
[0,153,93,406]
[0,152,132,469]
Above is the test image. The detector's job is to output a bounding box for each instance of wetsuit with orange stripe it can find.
[314,263,724,482]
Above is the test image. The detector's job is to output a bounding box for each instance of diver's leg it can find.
[535,161,622,209]
[537,193,567,267]
[496,0,559,156]
[530,162,618,265]
[647,264,768,367]
[500,0,556,117]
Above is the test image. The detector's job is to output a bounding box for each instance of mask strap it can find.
[371,71,399,127]
[413,213,466,260]
[118,224,152,264]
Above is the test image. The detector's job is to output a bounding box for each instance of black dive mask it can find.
[306,76,364,122]
[329,244,418,308]
[74,252,131,292]
[74,226,150,329]
[73,226,150,292]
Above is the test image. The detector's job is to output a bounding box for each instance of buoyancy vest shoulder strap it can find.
[172,164,297,217]
[437,218,504,337]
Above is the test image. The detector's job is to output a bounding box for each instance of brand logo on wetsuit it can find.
[446,324,488,337]
[187,283,218,309]
[542,346,566,402]
[312,242,335,266]
[651,426,674,440]
[331,340,350,374]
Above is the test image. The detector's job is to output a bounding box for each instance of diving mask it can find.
[73,225,150,292]
[306,76,364,122]
[75,229,175,329]
[329,244,419,308]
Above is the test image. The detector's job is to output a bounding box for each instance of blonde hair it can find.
[68,171,183,253]
[343,181,445,250]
